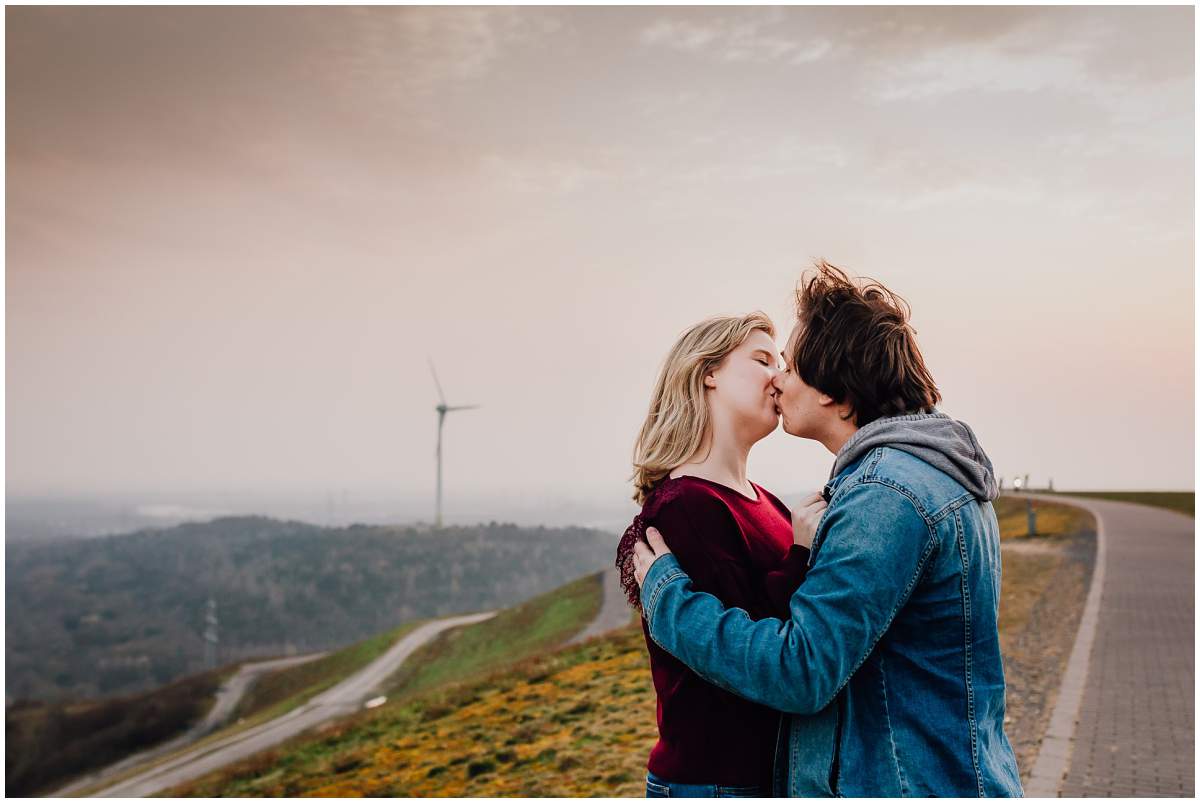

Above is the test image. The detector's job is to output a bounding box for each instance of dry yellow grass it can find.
[995,495,1095,540]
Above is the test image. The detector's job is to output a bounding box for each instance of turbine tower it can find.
[429,359,479,528]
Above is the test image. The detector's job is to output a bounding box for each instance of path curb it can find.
[1022,494,1107,797]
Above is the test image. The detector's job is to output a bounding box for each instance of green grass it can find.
[1045,491,1194,518]
[381,570,604,701]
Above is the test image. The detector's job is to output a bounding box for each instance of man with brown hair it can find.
[633,261,1023,797]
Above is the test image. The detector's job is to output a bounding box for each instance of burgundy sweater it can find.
[638,475,811,787]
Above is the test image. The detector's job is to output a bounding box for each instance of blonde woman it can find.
[615,312,827,798]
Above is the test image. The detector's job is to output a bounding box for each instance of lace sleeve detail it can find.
[614,480,686,612]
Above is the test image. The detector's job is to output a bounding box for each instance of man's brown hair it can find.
[788,259,941,427]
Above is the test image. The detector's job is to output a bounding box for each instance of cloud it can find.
[335,7,566,98]
[861,7,1191,104]
[870,46,1091,101]
[638,10,832,65]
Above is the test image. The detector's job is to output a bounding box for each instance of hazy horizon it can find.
[7,6,1194,508]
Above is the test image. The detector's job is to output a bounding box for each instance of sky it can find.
[6,5,1195,519]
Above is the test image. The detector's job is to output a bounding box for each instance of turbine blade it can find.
[445,404,480,412]
[427,358,447,405]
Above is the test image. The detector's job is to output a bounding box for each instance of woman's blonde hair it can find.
[630,311,775,504]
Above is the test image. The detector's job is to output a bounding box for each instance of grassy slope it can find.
[163,501,1095,797]
[55,619,428,797]
[380,570,605,702]
[1045,490,1194,518]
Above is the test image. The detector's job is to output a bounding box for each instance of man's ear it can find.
[818,393,856,420]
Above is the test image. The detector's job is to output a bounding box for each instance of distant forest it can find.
[5,516,616,702]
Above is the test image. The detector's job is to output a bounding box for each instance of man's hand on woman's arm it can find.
[632,526,672,588]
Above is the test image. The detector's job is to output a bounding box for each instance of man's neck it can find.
[820,419,859,456]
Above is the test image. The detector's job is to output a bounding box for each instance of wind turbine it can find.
[428,359,479,528]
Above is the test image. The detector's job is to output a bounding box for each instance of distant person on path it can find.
[631,261,1023,797]
[614,312,828,798]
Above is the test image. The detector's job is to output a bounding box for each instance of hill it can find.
[5,516,615,702]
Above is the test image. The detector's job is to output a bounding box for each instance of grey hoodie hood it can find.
[829,410,999,501]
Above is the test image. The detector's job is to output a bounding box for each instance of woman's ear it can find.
[703,372,717,389]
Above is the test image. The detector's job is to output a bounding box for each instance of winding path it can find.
[1023,493,1193,797]
[67,611,497,798]
[51,652,329,797]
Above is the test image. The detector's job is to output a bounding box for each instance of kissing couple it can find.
[615,260,1023,797]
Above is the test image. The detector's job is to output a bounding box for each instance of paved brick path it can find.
[1027,494,1194,797]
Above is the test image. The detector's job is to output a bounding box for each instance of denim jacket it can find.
[640,420,1023,797]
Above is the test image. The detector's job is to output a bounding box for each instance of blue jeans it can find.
[645,770,766,798]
